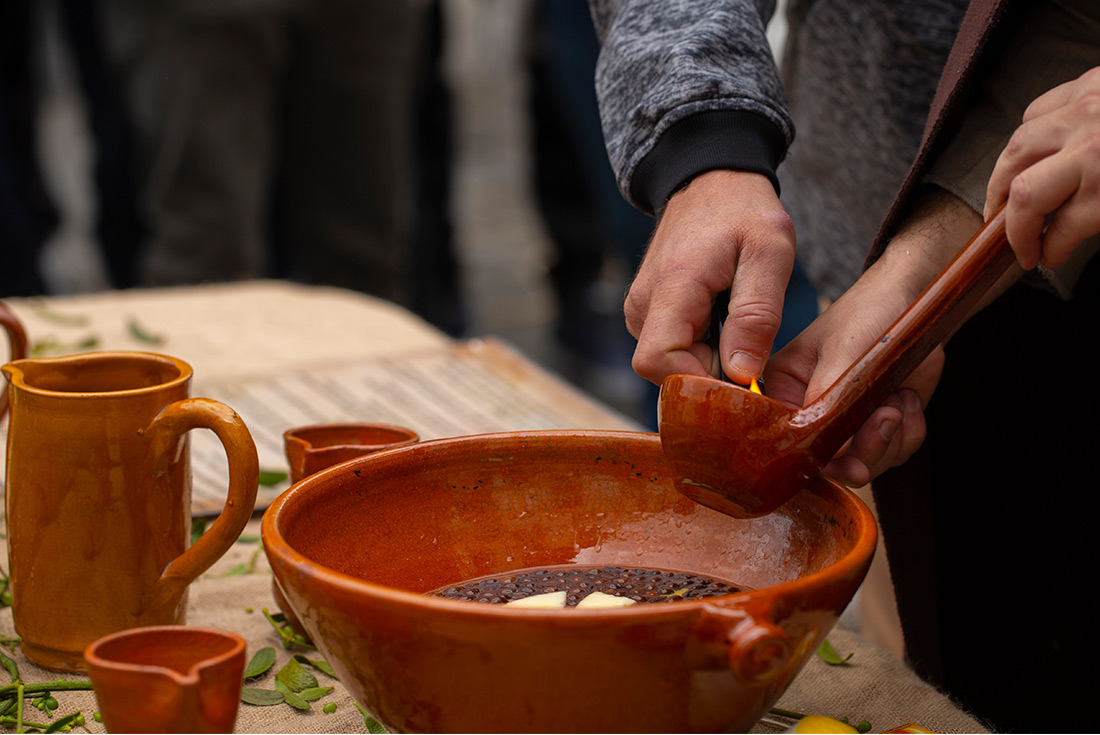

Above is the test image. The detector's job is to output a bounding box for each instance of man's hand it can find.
[766,193,990,487]
[986,66,1100,270]
[624,170,796,385]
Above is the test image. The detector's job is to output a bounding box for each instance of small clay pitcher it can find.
[84,626,246,733]
[1,351,259,672]
[275,423,419,633]
[0,300,28,417]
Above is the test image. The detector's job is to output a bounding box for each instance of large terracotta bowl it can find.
[262,431,876,733]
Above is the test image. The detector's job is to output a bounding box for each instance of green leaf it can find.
[274,680,311,710]
[275,658,318,693]
[236,534,262,545]
[242,647,277,679]
[298,686,334,701]
[816,639,855,665]
[191,517,208,545]
[43,712,83,733]
[258,470,288,487]
[28,300,90,327]
[220,564,249,577]
[292,654,337,679]
[127,318,165,345]
[282,690,311,711]
[355,701,388,733]
[0,649,19,684]
[261,608,315,651]
[240,688,285,706]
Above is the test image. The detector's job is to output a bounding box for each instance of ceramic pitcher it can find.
[84,626,246,733]
[0,300,28,416]
[1,351,259,672]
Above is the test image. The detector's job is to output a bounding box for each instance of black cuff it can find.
[630,110,787,214]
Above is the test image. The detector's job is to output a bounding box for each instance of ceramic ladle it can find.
[659,203,1014,518]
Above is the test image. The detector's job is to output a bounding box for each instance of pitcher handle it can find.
[0,302,29,417]
[144,398,259,608]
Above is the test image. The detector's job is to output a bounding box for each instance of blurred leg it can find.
[272,0,427,305]
[59,0,144,288]
[104,0,286,285]
[0,0,56,296]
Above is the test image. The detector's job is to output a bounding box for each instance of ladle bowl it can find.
[262,430,876,733]
[661,205,1014,517]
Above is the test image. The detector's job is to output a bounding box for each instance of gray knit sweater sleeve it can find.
[591,0,793,213]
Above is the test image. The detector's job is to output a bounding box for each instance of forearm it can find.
[590,0,792,213]
[872,187,1023,323]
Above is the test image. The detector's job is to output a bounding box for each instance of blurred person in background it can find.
[1,0,55,296]
[2,0,140,296]
[101,0,431,308]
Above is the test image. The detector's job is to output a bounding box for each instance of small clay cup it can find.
[0,300,28,417]
[284,422,420,483]
[85,626,246,733]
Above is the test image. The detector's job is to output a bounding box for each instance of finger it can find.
[985,120,1065,220]
[1041,188,1100,269]
[1003,162,1077,270]
[886,389,928,470]
[822,455,872,489]
[824,398,903,485]
[1020,76,1077,122]
[630,282,715,383]
[719,228,795,384]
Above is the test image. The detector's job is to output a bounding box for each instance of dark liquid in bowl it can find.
[429,565,745,605]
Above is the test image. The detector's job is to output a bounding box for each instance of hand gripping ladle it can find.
[658,204,1015,518]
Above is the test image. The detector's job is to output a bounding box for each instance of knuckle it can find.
[1003,125,1031,159]
[1072,90,1100,120]
[1077,130,1100,158]
[1008,172,1036,207]
[630,344,664,381]
[727,300,782,338]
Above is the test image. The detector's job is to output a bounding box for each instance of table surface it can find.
[0,282,989,733]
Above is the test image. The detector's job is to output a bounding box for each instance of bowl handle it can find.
[694,601,792,684]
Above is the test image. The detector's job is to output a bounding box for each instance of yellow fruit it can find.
[792,715,859,733]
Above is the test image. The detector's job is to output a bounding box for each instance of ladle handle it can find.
[799,203,1014,459]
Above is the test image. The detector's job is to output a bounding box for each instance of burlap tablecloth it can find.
[0,515,989,734]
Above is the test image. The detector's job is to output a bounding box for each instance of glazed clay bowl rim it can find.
[83,625,247,686]
[3,350,191,398]
[262,430,877,618]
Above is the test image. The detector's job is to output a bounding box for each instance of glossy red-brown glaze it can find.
[262,431,876,733]
[2,352,258,671]
[277,422,421,634]
[284,422,419,483]
[0,300,28,417]
[84,626,246,733]
[660,205,1014,517]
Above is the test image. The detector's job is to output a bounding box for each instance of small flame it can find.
[749,378,762,395]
